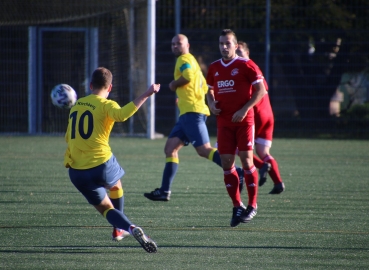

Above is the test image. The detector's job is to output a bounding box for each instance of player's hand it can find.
[209,100,221,115]
[232,108,248,122]
[148,84,160,95]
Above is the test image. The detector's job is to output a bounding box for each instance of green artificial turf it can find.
[0,136,368,269]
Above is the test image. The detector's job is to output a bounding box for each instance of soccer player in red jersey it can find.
[236,41,285,194]
[206,29,267,227]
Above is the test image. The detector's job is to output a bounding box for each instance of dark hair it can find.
[91,67,113,89]
[238,41,249,51]
[220,29,237,44]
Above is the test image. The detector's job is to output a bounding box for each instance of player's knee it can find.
[164,137,183,154]
[241,158,254,169]
[109,180,122,191]
[257,153,268,160]
[164,148,177,157]
[95,202,114,216]
[221,161,233,170]
[255,144,270,158]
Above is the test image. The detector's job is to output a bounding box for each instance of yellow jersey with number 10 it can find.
[174,53,210,116]
[63,94,137,170]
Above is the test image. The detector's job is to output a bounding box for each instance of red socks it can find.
[263,155,283,184]
[244,166,258,208]
[223,167,241,207]
[223,166,258,209]
[253,155,264,169]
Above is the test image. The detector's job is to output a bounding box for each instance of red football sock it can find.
[253,155,264,169]
[223,167,241,207]
[244,166,258,208]
[263,155,283,184]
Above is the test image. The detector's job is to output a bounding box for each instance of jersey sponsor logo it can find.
[215,72,219,76]
[77,101,96,110]
[231,68,239,76]
[217,80,235,88]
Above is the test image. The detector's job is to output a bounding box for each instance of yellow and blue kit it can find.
[174,53,210,116]
[64,94,137,169]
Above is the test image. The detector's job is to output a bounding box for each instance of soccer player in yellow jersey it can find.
[144,34,244,201]
[64,67,159,253]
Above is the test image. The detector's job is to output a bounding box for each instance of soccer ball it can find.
[50,84,77,109]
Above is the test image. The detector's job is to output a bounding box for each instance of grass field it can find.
[0,136,368,269]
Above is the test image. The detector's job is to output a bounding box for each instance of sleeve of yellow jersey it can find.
[106,101,138,122]
[63,101,138,168]
[179,60,194,82]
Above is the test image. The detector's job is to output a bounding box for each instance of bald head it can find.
[171,34,190,57]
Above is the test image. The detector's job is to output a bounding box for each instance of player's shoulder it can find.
[103,98,119,108]
[176,54,196,69]
[209,58,222,66]
[234,57,258,68]
[179,53,196,62]
[244,58,260,68]
[235,57,249,63]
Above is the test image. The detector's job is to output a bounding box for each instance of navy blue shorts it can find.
[168,112,210,147]
[69,154,125,205]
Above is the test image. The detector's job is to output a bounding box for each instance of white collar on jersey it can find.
[220,55,248,67]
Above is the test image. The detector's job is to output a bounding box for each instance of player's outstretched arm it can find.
[111,84,160,122]
[132,84,161,109]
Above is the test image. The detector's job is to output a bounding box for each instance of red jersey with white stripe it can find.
[206,56,265,127]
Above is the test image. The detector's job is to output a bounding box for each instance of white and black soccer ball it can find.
[50,84,77,109]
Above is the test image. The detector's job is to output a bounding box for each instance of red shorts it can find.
[217,125,254,154]
[254,95,274,146]
[254,112,274,146]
